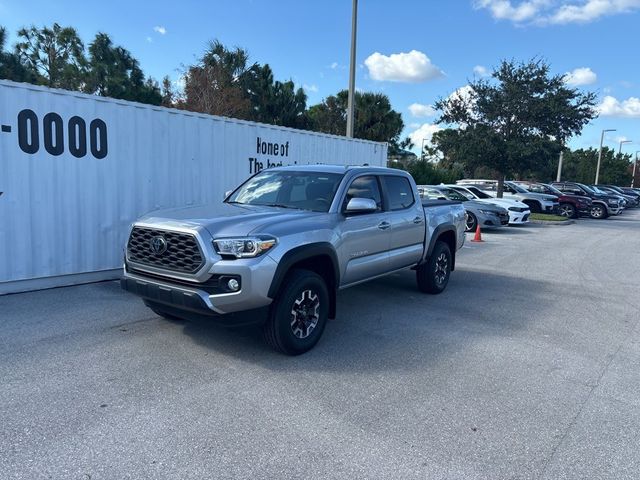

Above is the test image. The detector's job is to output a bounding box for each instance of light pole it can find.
[619,139,632,154]
[345,0,358,138]
[633,151,639,188]
[595,129,616,185]
[421,138,428,160]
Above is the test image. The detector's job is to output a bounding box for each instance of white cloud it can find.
[474,0,545,22]
[329,62,339,69]
[364,50,444,83]
[564,67,597,86]
[409,123,443,149]
[551,0,640,23]
[154,26,167,35]
[473,65,490,77]
[598,95,640,117]
[303,84,319,93]
[146,36,153,43]
[474,0,640,25]
[408,103,436,117]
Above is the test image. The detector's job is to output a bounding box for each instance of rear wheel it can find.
[559,203,576,218]
[263,269,329,355]
[465,212,478,232]
[590,204,608,219]
[416,241,452,294]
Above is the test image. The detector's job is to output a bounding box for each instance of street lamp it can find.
[595,129,616,185]
[345,0,358,138]
[619,139,632,154]
[633,151,640,188]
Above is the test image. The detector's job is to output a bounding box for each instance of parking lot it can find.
[1,210,639,480]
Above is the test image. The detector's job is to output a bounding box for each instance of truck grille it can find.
[127,227,204,274]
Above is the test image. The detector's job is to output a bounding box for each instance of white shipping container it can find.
[0,80,387,294]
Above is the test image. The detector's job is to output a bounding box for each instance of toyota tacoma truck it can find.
[121,165,466,355]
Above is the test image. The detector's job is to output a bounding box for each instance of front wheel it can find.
[559,203,576,218]
[416,241,452,294]
[590,204,608,219]
[263,269,329,355]
[465,212,478,232]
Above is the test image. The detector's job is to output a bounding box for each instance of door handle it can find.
[413,216,423,224]
[378,221,391,230]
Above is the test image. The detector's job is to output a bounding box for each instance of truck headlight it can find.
[213,236,277,259]
[478,209,497,215]
[607,199,618,205]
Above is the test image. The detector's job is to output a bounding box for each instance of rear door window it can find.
[382,176,415,210]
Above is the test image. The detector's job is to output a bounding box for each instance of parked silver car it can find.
[418,185,509,232]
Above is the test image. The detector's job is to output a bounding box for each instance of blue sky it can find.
[1,0,639,155]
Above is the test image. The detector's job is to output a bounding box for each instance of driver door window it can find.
[342,176,382,212]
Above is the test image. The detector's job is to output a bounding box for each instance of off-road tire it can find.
[416,241,452,294]
[263,269,329,355]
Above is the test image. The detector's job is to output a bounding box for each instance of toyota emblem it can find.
[149,235,168,255]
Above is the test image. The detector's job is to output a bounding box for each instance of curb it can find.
[529,219,575,226]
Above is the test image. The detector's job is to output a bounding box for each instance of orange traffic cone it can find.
[471,223,483,242]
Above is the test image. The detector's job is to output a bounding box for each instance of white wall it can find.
[0,80,387,293]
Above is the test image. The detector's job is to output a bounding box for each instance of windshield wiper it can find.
[261,203,300,210]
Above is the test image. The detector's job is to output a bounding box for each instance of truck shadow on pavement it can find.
[176,268,551,372]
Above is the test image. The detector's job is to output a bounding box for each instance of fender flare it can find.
[267,242,340,318]
[425,225,458,271]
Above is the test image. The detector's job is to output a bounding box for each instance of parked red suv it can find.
[512,181,592,218]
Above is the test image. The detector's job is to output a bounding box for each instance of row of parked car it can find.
[418,179,640,232]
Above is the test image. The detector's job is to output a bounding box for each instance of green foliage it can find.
[0,26,37,82]
[406,160,463,185]
[432,59,597,196]
[307,90,404,144]
[15,23,86,89]
[85,33,161,105]
[560,147,632,185]
[245,64,308,128]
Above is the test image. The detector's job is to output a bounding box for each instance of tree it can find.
[244,64,308,128]
[85,33,161,105]
[308,90,404,144]
[15,23,86,89]
[432,59,597,197]
[0,26,36,82]
[181,40,255,118]
[561,147,632,185]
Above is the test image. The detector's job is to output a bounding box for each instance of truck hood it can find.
[138,202,311,237]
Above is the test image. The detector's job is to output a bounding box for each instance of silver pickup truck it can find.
[121,165,466,354]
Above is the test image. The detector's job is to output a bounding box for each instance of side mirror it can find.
[345,197,377,214]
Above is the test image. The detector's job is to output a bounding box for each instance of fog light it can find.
[227,278,240,291]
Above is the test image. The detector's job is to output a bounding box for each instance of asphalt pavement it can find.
[2,210,640,479]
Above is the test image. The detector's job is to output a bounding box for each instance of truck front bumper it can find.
[121,254,277,318]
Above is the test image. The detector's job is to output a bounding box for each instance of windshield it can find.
[506,182,528,193]
[590,186,607,194]
[441,188,468,201]
[578,184,596,194]
[227,170,343,212]
[541,183,562,195]
[465,186,493,199]
[449,187,475,200]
